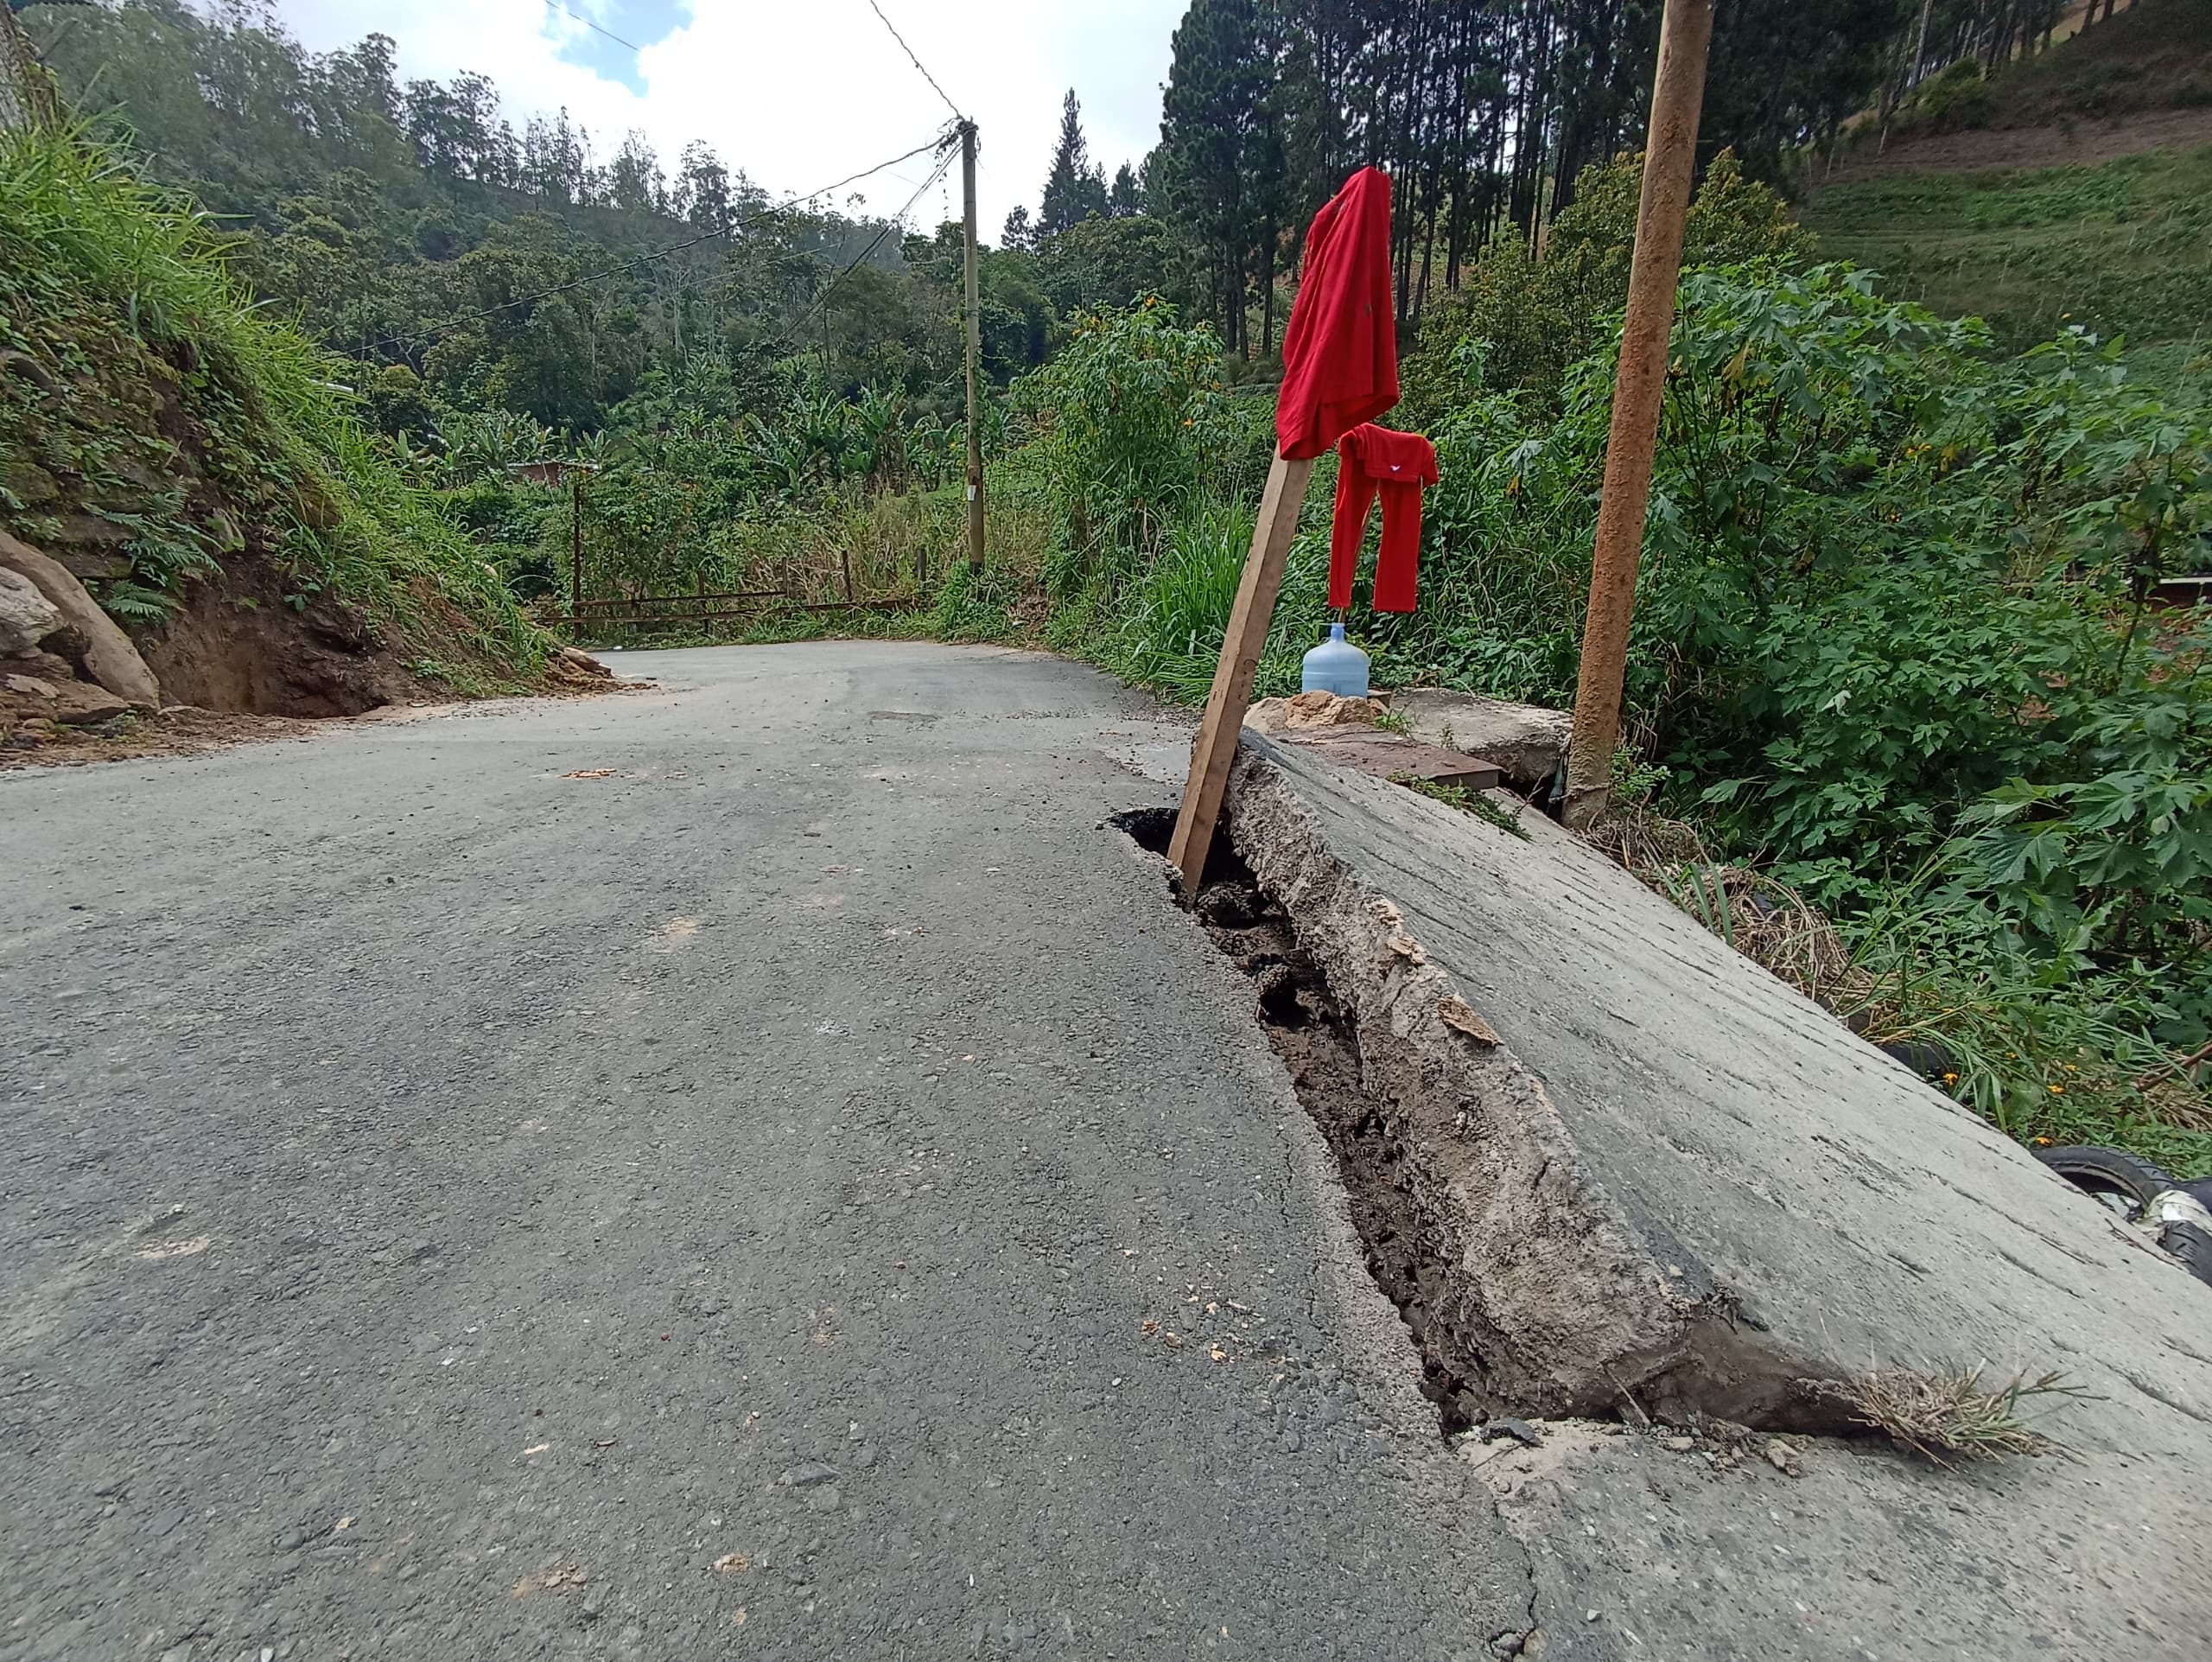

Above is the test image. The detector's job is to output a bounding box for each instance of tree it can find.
[1038,89,1110,237]
[1035,215,1186,316]
[674,140,732,235]
[1109,162,1143,217]
[607,131,664,214]
[1001,204,1036,252]
[1154,0,1262,353]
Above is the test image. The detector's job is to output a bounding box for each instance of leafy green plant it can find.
[1010,299,1248,587]
[1398,776,1530,839]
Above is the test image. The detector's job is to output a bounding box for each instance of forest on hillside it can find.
[6,0,2209,1171]
[28,0,2100,411]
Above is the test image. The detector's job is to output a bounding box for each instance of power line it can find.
[774,143,956,357]
[543,2,641,55]
[353,137,947,359]
[863,0,963,121]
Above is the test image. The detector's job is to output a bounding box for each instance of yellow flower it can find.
[1942,1071,1959,1084]
[2049,1085,2065,1096]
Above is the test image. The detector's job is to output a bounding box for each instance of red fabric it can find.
[1276,168,1399,462]
[1329,423,1438,613]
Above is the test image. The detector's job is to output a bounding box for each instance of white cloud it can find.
[270,0,1184,236]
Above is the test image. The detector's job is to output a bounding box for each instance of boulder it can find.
[1388,687,1572,791]
[0,566,62,658]
[3,672,131,726]
[0,529,161,708]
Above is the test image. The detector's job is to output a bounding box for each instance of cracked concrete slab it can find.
[1227,733,2212,1659]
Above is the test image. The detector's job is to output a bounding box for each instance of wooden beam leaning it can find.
[1167,451,1317,892]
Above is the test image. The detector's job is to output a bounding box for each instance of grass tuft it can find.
[1821,1366,2095,1468]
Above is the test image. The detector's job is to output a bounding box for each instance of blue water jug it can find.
[1300,622,1370,697]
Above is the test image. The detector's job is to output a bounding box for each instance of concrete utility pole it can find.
[1560,0,1714,831]
[960,119,985,574]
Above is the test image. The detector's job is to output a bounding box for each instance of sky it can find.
[271,0,1187,238]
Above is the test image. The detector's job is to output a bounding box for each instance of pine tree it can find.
[1001,205,1036,252]
[1038,89,1110,238]
[1109,162,1142,217]
[1154,0,1262,352]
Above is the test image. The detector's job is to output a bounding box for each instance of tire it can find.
[2035,1144,2177,1224]
[2155,1220,2212,1290]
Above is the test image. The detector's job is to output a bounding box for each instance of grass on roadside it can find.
[1803,144,2212,364]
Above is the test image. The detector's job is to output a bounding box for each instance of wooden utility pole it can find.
[960,118,985,573]
[1560,0,1714,831]
[1166,453,1317,889]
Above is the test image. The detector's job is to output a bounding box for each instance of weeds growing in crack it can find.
[1808,1366,2094,1466]
[1395,775,1530,840]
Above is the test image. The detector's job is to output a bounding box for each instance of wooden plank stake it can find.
[1560,0,1714,831]
[1168,452,1317,892]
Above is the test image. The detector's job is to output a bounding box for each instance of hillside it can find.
[1802,143,2212,356]
[1802,0,2212,362]
[1,121,551,745]
[1885,0,2212,139]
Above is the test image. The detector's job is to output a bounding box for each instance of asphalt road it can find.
[2,642,1526,1661]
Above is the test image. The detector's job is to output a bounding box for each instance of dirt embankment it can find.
[1822,105,2212,183]
[140,549,427,718]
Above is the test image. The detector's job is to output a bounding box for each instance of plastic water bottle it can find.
[1300,622,1370,697]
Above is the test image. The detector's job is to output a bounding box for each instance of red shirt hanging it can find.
[1276,168,1399,462]
[1329,423,1437,613]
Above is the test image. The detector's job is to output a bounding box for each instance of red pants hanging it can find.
[1328,423,1438,613]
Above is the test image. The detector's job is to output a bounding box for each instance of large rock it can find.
[1389,687,1571,790]
[3,672,130,726]
[0,529,161,708]
[0,566,62,658]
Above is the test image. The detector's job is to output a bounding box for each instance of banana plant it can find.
[851,384,910,489]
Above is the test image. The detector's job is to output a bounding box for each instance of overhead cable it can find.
[352,136,948,359]
[863,0,963,122]
[772,143,957,354]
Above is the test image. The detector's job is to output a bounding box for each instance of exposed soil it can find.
[1114,791,1891,1447]
[1821,106,2212,182]
[0,704,325,770]
[142,550,426,717]
[1113,806,1499,1433]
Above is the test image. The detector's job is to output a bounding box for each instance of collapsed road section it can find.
[1131,729,2212,1657]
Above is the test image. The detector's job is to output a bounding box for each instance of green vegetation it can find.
[1003,161,2212,1175]
[1804,144,2212,355]
[0,122,543,680]
[1873,0,2212,140]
